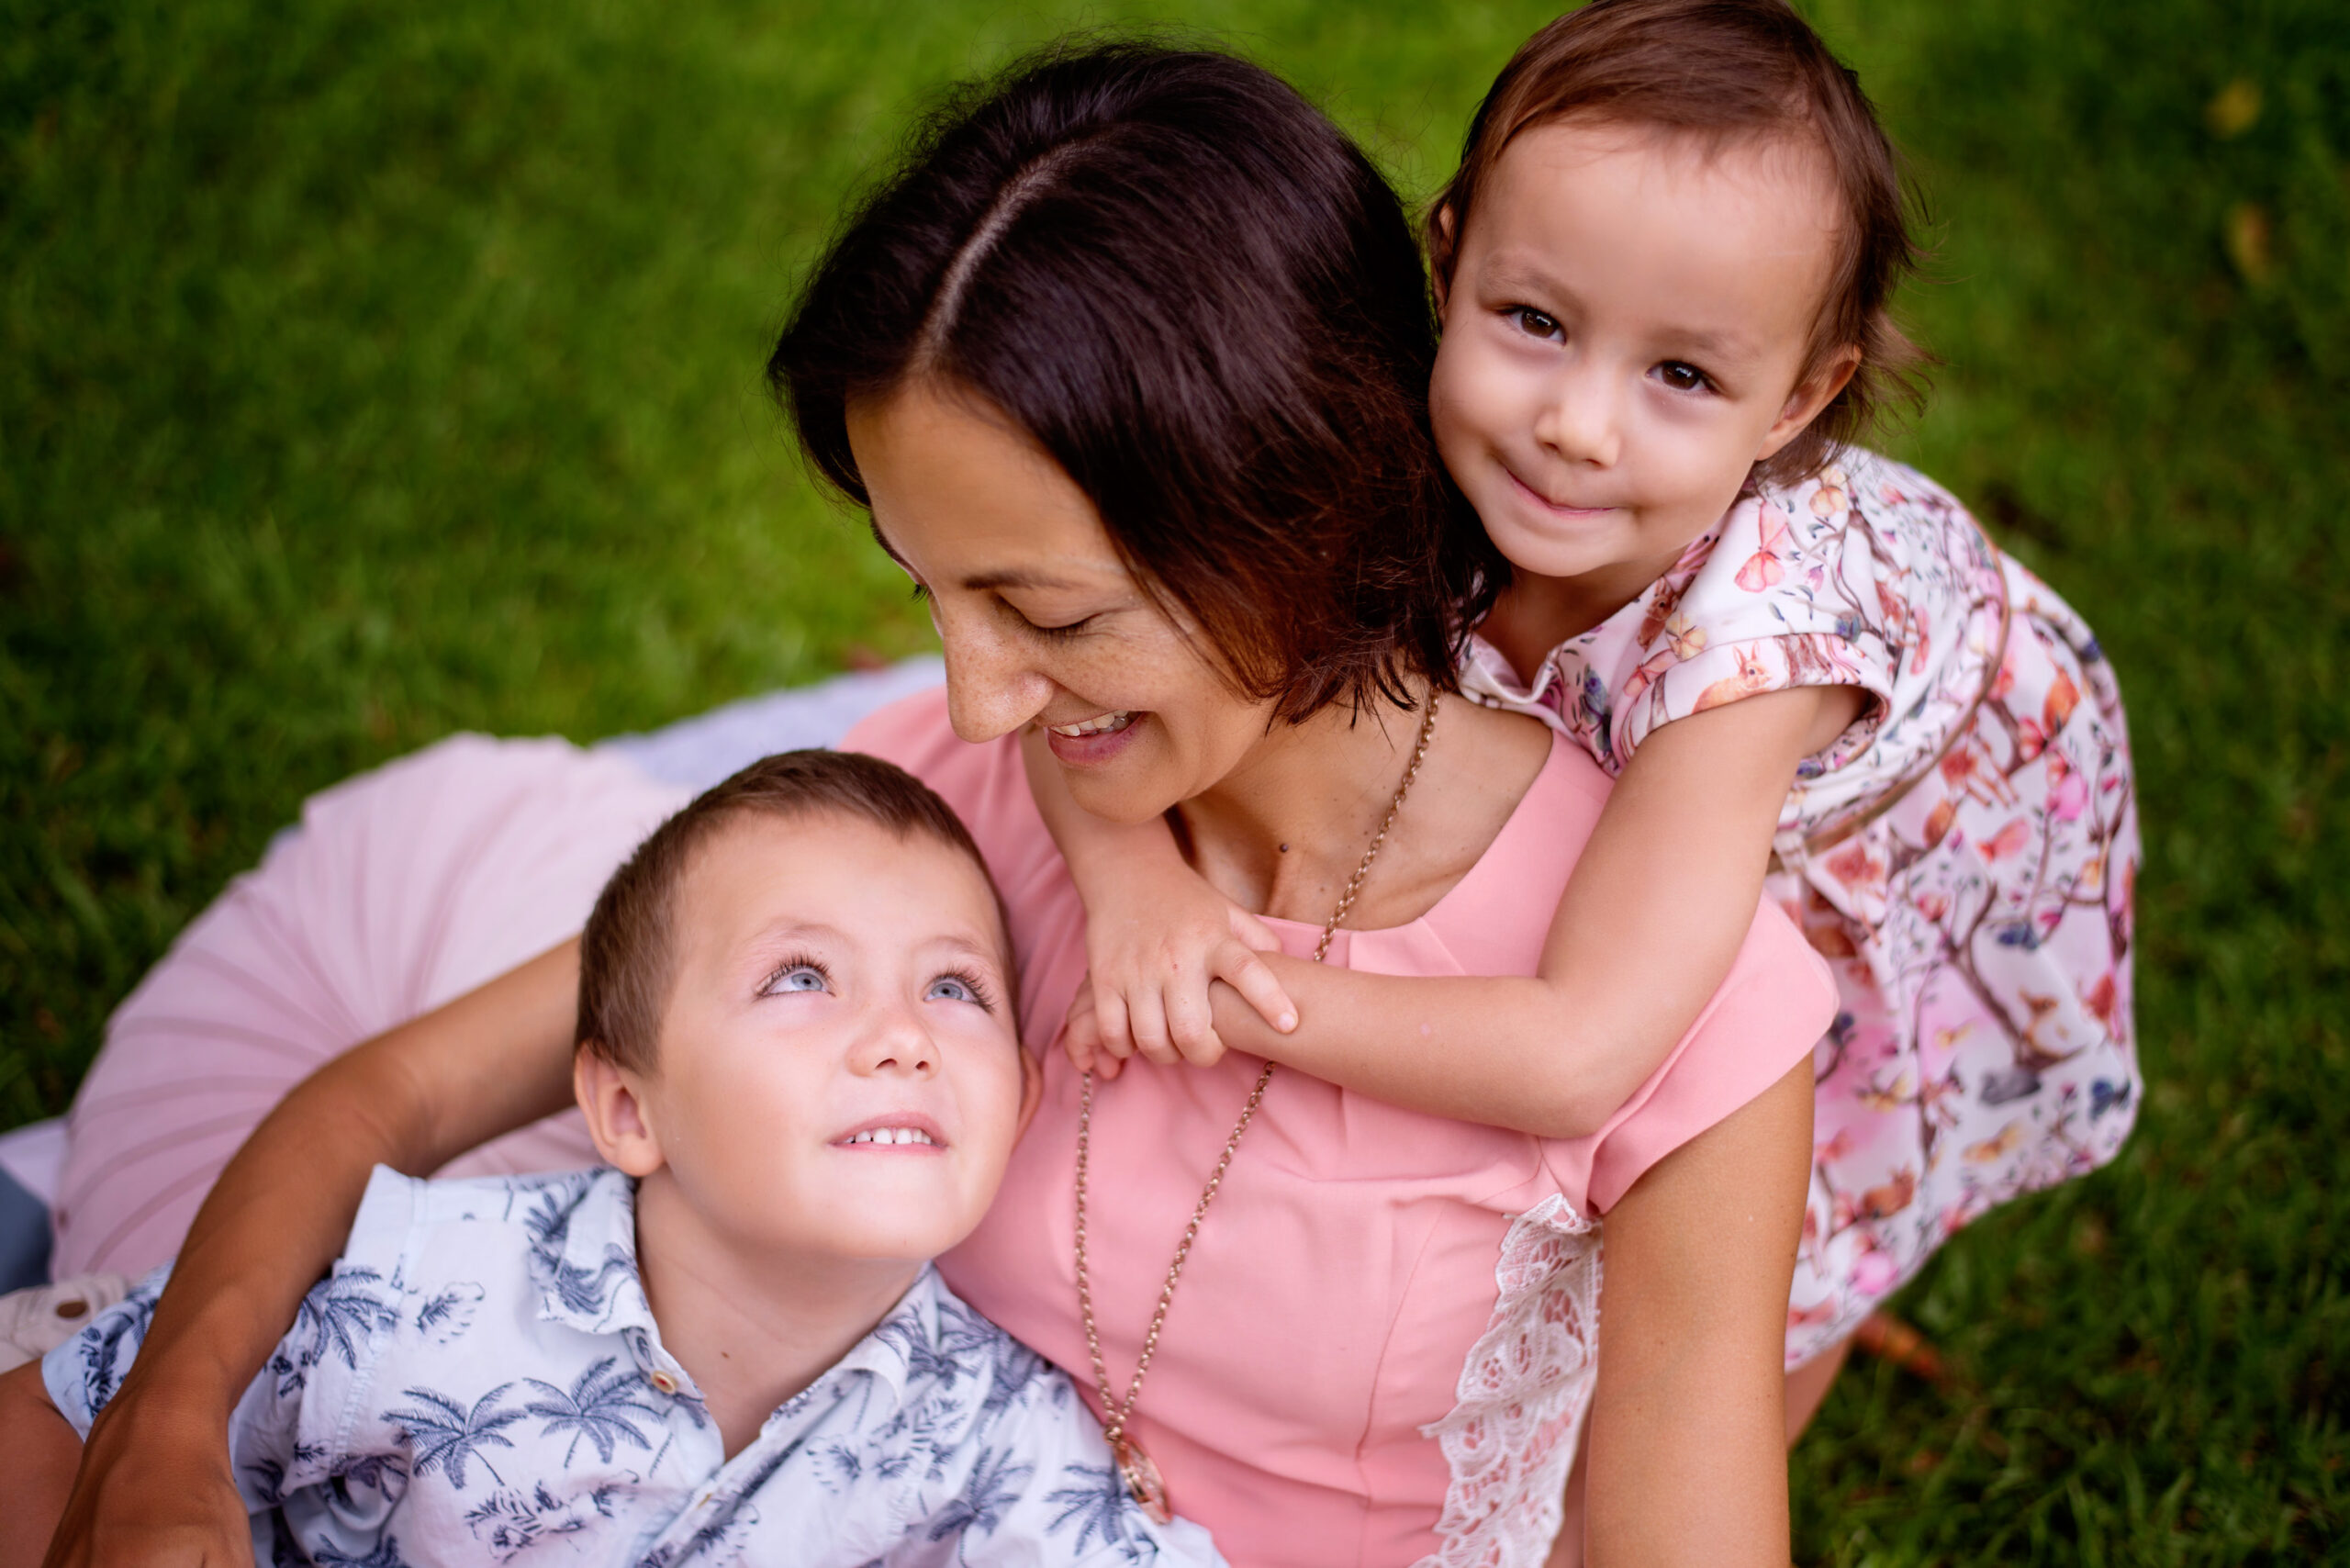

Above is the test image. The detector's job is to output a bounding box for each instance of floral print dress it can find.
[1460,448,2142,1365]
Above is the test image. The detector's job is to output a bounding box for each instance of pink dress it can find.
[851,690,1835,1567]
[1459,449,2142,1365]
[51,689,1830,1566]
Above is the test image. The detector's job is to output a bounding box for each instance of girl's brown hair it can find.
[1428,0,1930,487]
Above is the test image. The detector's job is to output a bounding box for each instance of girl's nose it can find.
[939,609,1056,745]
[1534,365,1622,469]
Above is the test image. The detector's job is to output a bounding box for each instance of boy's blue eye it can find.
[766,965,829,995]
[925,975,978,1003]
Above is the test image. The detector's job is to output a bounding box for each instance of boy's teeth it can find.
[1047,711,1135,738]
[845,1127,934,1146]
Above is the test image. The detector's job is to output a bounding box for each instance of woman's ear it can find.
[575,1049,666,1177]
[1755,345,1862,462]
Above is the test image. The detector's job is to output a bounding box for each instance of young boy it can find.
[2,750,1224,1568]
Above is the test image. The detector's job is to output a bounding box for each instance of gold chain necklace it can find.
[1073,691,1441,1523]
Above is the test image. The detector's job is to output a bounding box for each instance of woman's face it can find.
[845,377,1277,823]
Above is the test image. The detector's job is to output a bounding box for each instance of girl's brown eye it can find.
[1510,307,1561,340]
[1657,361,1710,393]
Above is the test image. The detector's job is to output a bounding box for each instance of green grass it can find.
[3,0,2343,1559]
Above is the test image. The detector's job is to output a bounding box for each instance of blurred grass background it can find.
[2,0,2343,1559]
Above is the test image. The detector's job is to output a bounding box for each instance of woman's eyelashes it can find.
[1003,599,1094,641]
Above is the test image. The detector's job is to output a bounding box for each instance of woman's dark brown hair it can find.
[1428,0,1930,487]
[770,42,1500,722]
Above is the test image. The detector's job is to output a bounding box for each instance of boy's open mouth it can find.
[833,1114,946,1150]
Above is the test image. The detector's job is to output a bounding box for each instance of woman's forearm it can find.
[127,939,582,1406]
[42,941,582,1568]
[1582,1059,1811,1565]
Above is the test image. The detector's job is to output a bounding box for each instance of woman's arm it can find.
[1581,1058,1813,1566]
[40,941,582,1568]
[0,1363,81,1568]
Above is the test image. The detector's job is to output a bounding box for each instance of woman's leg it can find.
[51,735,688,1278]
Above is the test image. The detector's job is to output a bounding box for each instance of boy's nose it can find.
[851,1001,941,1079]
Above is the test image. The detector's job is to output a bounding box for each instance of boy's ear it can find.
[1756,344,1862,463]
[575,1049,666,1178]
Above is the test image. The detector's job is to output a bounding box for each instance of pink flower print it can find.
[2017,717,2048,762]
[2047,756,2088,823]
[1736,502,1794,591]
[1850,1244,1901,1297]
[2042,668,2080,733]
[1981,819,2031,862]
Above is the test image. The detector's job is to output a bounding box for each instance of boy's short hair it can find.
[1427,0,1930,487]
[576,749,1003,1072]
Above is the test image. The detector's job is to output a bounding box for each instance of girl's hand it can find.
[1074,872,1295,1073]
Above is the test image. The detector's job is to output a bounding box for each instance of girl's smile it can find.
[1431,117,1856,637]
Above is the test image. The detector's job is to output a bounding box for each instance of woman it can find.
[38,45,1826,1566]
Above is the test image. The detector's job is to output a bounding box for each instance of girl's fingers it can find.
[1214,942,1299,1034]
[1227,904,1283,953]
[1092,982,1136,1061]
[1162,979,1226,1068]
[1127,991,1181,1068]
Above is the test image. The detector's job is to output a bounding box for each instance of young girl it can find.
[1036,0,2139,1395]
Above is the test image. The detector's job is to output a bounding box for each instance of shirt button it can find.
[649,1371,679,1394]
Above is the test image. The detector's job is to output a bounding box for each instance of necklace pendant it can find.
[1112,1432,1174,1525]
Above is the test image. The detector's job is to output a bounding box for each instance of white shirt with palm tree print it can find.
[45,1166,1225,1568]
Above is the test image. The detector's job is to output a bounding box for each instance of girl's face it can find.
[1430,118,1852,613]
[846,377,1280,824]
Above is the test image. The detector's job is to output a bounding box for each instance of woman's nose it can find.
[938,610,1055,745]
[1533,364,1622,469]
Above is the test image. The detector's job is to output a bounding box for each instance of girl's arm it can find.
[1582,1058,1811,1564]
[1020,728,1297,1068]
[1048,684,1852,1137]
[39,941,581,1568]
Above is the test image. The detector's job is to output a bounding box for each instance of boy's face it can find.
[599,810,1031,1266]
[1430,118,1850,615]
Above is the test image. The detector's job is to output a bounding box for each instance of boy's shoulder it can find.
[864,1265,1074,1434]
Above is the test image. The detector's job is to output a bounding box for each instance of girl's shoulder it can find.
[1462,450,2005,777]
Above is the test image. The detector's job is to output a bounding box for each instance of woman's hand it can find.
[32,1359,249,1568]
[1069,870,1293,1077]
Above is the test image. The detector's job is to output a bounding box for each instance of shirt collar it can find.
[530,1167,659,1339]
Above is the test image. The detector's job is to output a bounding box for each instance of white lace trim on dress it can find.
[1416,1195,1604,1568]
